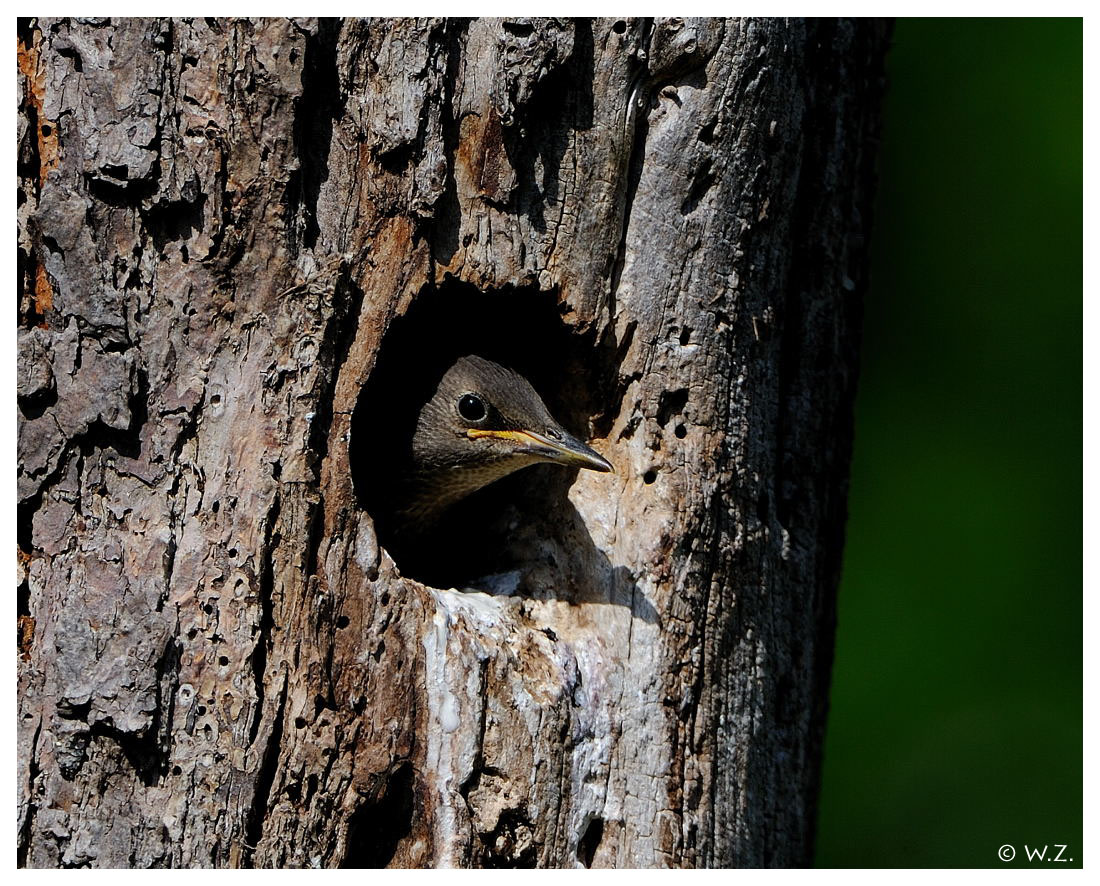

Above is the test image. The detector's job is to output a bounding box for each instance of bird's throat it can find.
[398,454,541,530]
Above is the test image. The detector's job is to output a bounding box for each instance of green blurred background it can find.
[814,19,1082,868]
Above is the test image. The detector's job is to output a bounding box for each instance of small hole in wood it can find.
[340,762,415,868]
[579,817,605,867]
[643,470,657,485]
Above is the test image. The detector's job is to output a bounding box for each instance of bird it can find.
[386,354,613,537]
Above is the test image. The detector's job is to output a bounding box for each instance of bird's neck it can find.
[398,455,538,530]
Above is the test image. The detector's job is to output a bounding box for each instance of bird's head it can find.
[406,355,612,516]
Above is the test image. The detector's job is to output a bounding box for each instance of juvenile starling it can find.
[393,354,613,534]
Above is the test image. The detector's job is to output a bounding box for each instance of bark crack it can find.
[607,18,656,311]
[17,715,43,867]
[243,671,288,867]
[249,490,281,746]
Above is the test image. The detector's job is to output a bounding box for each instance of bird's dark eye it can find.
[457,393,487,422]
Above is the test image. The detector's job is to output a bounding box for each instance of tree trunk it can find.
[17,17,889,868]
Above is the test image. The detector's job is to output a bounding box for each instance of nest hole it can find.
[351,279,616,588]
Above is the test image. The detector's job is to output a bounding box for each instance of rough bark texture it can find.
[17,17,889,868]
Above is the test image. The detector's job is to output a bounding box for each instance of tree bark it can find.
[17,17,889,868]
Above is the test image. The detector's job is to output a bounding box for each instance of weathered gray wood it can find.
[17,17,888,868]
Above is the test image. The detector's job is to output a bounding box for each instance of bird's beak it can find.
[467,428,614,473]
